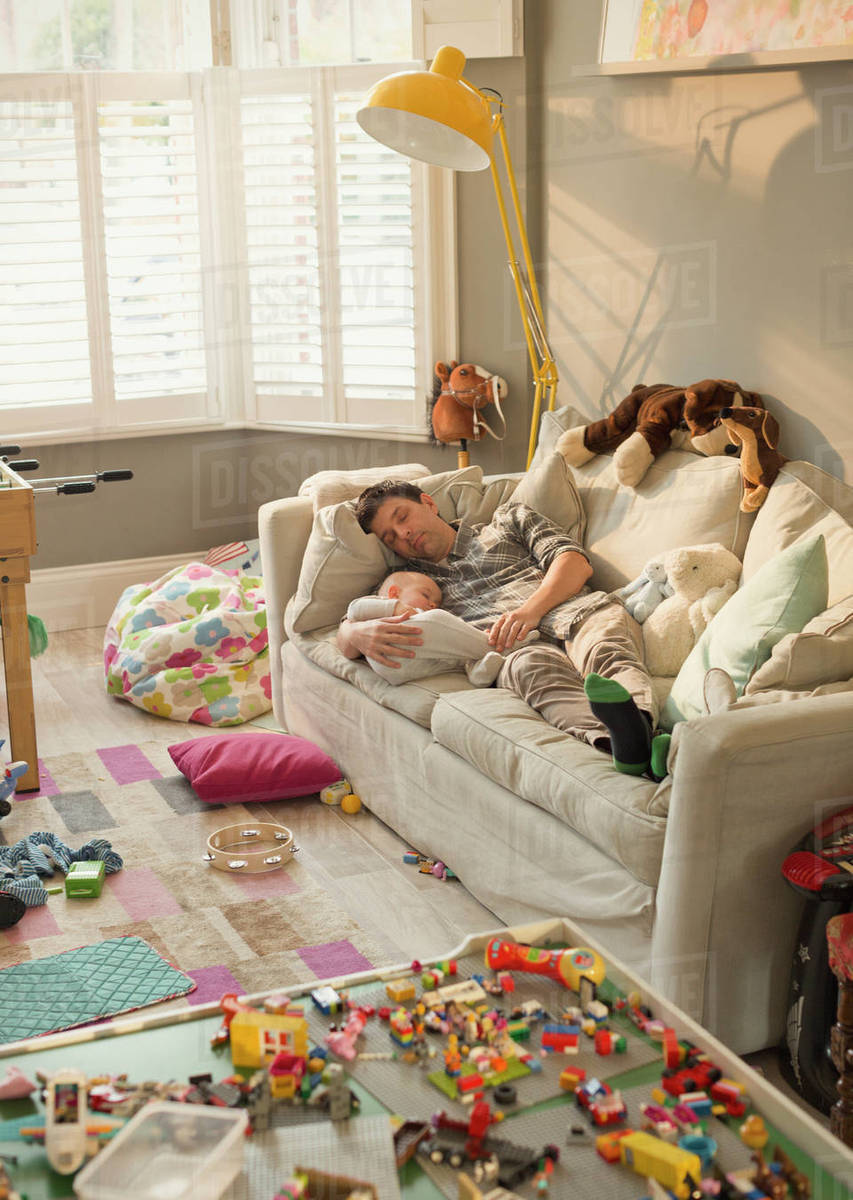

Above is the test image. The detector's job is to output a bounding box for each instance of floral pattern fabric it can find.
[104,563,271,726]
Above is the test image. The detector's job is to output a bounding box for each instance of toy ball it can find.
[340,792,362,814]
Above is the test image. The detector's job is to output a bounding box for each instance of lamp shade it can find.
[356,45,493,171]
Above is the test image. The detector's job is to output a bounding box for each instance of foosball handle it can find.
[827,912,853,1147]
[57,483,96,496]
[99,470,134,482]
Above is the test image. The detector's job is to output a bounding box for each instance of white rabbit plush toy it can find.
[642,543,742,678]
[616,558,673,624]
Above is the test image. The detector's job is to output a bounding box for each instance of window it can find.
[0,65,454,441]
[1,0,530,442]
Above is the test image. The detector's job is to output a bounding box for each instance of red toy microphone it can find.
[484,938,606,990]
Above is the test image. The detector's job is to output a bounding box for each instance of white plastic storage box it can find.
[73,1101,248,1200]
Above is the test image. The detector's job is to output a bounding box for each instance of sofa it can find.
[258,408,853,1055]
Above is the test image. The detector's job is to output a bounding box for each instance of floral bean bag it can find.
[104,562,271,726]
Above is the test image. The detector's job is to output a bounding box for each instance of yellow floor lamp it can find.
[357,45,558,468]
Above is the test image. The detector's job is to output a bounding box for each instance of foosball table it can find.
[0,450,132,791]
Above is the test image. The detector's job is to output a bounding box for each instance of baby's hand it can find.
[393,602,419,618]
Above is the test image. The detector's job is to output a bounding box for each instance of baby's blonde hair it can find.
[378,570,440,600]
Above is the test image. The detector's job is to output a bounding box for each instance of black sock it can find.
[583,673,651,776]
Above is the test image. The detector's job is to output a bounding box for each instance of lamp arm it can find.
[488,113,559,467]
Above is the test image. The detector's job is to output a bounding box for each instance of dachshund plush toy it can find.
[557,378,764,487]
[720,406,786,512]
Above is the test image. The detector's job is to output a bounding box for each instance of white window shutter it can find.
[413,0,524,60]
[239,73,326,425]
[0,78,94,436]
[96,77,211,425]
[333,84,419,429]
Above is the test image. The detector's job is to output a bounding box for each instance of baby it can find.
[346,570,537,686]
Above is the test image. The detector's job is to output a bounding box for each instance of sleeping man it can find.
[336,479,666,778]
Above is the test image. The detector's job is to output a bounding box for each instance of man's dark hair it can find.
[355,480,424,534]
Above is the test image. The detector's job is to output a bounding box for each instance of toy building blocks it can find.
[268,1053,306,1100]
[64,860,105,898]
[593,1029,626,1055]
[586,1090,628,1127]
[541,1023,580,1052]
[312,985,344,1014]
[618,1130,702,1199]
[385,978,416,1004]
[229,1010,308,1069]
[325,1007,368,1061]
[559,1066,586,1092]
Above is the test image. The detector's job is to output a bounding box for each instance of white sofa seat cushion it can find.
[430,688,667,888]
[288,628,474,729]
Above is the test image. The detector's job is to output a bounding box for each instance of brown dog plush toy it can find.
[720,406,786,512]
[556,379,764,487]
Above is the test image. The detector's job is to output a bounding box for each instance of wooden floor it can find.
[1,627,829,1125]
[0,626,502,965]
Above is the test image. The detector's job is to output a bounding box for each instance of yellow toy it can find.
[340,792,362,814]
[739,1113,768,1149]
[619,1131,701,1200]
[229,1010,308,1069]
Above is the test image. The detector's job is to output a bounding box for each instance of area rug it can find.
[0,935,195,1043]
[0,741,400,1019]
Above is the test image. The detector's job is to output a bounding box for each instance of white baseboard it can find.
[27,552,205,633]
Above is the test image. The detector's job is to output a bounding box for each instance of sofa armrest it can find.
[258,495,314,730]
[652,691,853,1053]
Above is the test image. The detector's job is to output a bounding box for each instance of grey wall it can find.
[28,56,536,570]
[532,4,853,485]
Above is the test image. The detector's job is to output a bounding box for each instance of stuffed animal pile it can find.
[557,378,764,487]
[617,543,743,678]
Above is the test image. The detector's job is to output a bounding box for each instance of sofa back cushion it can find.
[287,455,585,636]
[529,404,750,592]
[573,451,749,593]
[745,595,853,695]
[741,461,853,608]
[662,532,829,729]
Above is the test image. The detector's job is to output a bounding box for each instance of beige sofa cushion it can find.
[742,461,853,607]
[745,595,853,694]
[298,462,429,510]
[285,631,474,728]
[430,687,667,888]
[571,451,749,593]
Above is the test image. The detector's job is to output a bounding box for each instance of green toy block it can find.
[65,860,105,898]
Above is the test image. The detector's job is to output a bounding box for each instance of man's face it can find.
[369,493,455,563]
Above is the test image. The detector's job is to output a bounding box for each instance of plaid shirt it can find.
[408,503,609,641]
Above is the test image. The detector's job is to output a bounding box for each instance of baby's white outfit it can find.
[346,596,537,686]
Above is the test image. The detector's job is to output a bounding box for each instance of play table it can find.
[1,916,852,1199]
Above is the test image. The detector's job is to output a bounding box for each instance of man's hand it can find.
[336,614,423,668]
[488,603,542,653]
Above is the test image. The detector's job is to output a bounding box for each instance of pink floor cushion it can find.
[168,732,343,803]
[104,563,271,727]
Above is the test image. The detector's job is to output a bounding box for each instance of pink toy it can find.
[325,1007,368,1060]
[0,1064,36,1099]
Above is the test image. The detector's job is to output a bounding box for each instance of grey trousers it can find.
[496,599,657,749]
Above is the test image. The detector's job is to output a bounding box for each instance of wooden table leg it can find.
[0,580,39,792]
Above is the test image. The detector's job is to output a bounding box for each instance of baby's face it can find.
[397,574,442,611]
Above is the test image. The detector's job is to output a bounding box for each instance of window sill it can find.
[19,418,432,449]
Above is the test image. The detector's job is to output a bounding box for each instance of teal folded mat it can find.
[0,936,196,1044]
